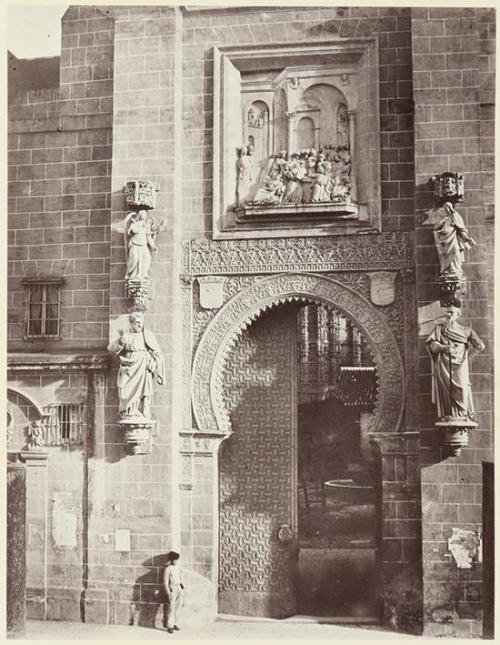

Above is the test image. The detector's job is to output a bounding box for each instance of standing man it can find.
[163,551,184,633]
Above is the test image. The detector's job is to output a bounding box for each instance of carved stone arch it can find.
[7,386,46,419]
[191,272,405,439]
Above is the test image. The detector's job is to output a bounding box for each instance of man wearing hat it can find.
[163,551,184,633]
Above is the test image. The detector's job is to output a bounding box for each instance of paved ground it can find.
[24,616,417,640]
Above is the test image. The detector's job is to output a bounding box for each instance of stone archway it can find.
[191,272,405,439]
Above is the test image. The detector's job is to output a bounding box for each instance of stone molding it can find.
[183,232,413,277]
[7,353,109,372]
[191,272,405,439]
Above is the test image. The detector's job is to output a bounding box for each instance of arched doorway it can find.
[190,273,405,620]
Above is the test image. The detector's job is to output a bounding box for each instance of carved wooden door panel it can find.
[219,305,298,618]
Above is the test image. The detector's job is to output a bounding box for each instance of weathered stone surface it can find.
[7,463,26,638]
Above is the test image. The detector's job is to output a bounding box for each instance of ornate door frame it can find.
[181,233,420,624]
[191,271,405,441]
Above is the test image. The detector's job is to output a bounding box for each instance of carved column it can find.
[348,109,358,202]
[19,449,49,620]
[370,431,423,634]
[7,462,26,637]
[179,431,225,622]
[285,112,296,157]
[400,269,419,433]
[83,371,110,623]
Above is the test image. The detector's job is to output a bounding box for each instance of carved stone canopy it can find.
[431,172,464,204]
[191,272,405,440]
[123,179,157,210]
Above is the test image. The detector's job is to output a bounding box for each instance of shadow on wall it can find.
[132,555,215,628]
[8,51,60,102]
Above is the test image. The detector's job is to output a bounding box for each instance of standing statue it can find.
[26,419,45,451]
[235,144,254,206]
[108,311,165,419]
[432,202,476,280]
[125,210,160,282]
[426,307,485,421]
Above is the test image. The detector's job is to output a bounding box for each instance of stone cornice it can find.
[7,353,109,372]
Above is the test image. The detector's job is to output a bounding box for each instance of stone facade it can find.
[7,5,494,638]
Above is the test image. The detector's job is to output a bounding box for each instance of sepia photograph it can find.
[6,2,495,640]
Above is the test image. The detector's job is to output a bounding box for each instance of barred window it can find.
[24,279,63,338]
[44,404,86,446]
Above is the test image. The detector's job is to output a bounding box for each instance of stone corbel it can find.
[431,172,464,205]
[119,418,156,455]
[123,179,158,210]
[434,419,477,457]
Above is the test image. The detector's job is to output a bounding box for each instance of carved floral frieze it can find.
[183,233,413,277]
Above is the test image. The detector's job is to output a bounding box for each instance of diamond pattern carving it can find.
[183,233,413,276]
[219,308,296,596]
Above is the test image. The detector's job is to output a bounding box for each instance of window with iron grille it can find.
[23,279,63,338]
[44,403,86,446]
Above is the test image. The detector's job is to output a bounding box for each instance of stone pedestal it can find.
[119,418,155,455]
[435,418,477,457]
[7,462,26,638]
[19,450,49,620]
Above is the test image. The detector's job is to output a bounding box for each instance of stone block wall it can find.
[412,8,494,638]
[8,6,114,352]
[181,6,415,239]
[82,6,182,625]
[7,463,27,638]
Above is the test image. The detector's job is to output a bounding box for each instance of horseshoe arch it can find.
[191,272,405,438]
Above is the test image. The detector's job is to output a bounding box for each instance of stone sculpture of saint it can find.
[125,210,158,282]
[433,202,476,280]
[426,307,485,421]
[235,144,254,206]
[251,170,284,204]
[108,311,165,420]
[282,155,306,203]
[311,155,332,202]
[26,419,45,451]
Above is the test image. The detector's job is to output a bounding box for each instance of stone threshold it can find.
[216,613,381,625]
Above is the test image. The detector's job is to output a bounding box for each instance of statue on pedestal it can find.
[125,210,161,283]
[426,306,485,423]
[108,312,165,420]
[26,420,45,451]
[432,202,476,282]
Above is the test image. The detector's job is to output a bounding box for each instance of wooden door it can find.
[219,305,298,618]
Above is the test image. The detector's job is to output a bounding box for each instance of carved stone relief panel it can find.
[213,39,381,237]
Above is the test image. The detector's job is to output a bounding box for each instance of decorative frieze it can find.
[182,233,413,277]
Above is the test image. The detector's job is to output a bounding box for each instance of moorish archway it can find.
[191,272,405,439]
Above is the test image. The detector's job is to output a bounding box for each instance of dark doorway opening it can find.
[296,303,381,620]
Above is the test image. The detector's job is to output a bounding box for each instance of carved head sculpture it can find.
[129,311,145,333]
[444,306,461,326]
